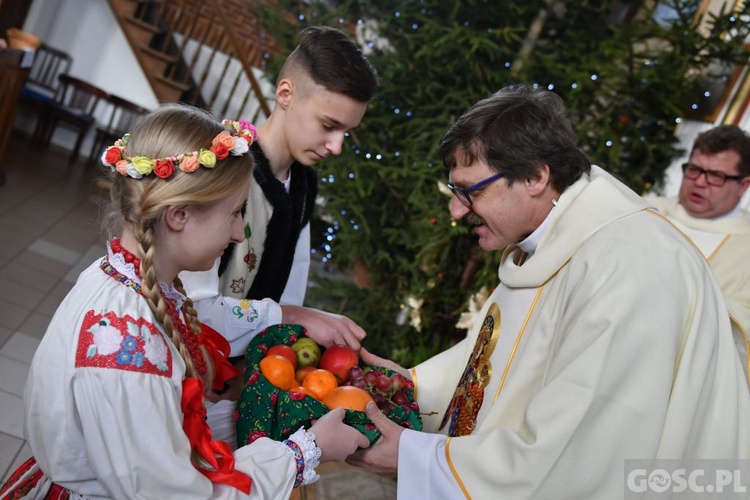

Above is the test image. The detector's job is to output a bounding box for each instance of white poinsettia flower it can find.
[456,286,491,331]
[406,295,424,332]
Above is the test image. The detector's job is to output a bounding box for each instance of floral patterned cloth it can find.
[235,324,422,447]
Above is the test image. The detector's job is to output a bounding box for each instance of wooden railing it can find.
[109,0,280,122]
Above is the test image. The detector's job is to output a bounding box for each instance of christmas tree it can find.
[250,0,750,365]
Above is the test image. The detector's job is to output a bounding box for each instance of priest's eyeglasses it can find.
[681,163,746,187]
[447,172,504,207]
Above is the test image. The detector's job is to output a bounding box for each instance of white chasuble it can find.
[400,167,750,499]
[669,218,727,259]
[646,196,750,384]
[438,283,543,437]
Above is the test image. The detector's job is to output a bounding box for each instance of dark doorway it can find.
[0,0,34,42]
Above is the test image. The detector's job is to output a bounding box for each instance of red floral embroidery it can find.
[75,310,173,376]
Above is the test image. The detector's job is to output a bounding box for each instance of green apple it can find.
[291,337,321,368]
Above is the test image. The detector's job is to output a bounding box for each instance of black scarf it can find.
[219,142,318,301]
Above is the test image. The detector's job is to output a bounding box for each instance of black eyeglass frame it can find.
[681,162,746,187]
[447,172,504,207]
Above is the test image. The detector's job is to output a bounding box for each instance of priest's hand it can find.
[359,347,412,380]
[346,402,402,475]
[311,407,370,463]
[281,305,366,350]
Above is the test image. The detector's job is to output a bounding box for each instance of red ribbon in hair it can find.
[199,323,241,391]
[181,377,252,494]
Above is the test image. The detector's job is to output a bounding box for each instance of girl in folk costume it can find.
[0,105,369,500]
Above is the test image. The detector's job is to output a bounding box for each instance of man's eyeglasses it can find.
[682,162,746,187]
[447,172,504,207]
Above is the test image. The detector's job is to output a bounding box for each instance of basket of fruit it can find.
[235,324,422,447]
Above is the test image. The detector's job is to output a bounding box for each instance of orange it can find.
[322,386,374,412]
[295,366,316,385]
[301,369,339,401]
[259,354,296,390]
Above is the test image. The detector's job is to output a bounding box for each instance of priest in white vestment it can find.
[348,86,750,499]
[645,124,750,383]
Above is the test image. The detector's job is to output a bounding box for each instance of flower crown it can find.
[101,119,257,179]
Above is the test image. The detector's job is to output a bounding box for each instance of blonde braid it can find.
[134,225,209,468]
[174,277,216,389]
[134,223,200,382]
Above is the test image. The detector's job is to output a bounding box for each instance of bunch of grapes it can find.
[345,366,413,415]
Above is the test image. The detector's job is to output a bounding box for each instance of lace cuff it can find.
[284,427,321,487]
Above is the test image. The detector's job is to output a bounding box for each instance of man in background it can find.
[646,124,750,382]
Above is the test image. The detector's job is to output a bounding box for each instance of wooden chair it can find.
[19,43,72,107]
[33,74,109,164]
[87,94,150,167]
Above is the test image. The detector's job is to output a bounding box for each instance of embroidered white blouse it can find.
[22,251,315,499]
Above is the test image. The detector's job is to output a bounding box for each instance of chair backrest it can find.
[26,43,72,97]
[54,74,108,116]
[102,94,150,137]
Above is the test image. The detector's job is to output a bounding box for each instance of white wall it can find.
[18,0,158,154]
[18,0,274,158]
[25,0,158,109]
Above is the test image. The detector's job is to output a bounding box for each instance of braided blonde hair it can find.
[104,104,253,388]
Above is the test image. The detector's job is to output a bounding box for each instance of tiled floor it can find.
[0,130,107,484]
[0,130,395,498]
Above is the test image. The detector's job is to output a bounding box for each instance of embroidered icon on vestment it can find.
[439,302,500,436]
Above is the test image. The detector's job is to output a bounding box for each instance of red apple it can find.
[319,345,359,383]
[267,344,297,369]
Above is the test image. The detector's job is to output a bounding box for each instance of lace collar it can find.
[106,241,186,308]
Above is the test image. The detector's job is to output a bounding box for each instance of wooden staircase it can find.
[108,0,280,123]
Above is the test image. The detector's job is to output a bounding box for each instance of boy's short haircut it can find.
[280,26,378,103]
